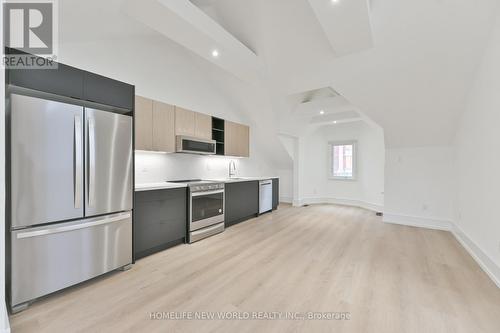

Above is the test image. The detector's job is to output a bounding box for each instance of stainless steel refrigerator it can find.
[9,93,133,311]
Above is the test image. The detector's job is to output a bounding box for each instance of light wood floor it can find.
[10,204,500,333]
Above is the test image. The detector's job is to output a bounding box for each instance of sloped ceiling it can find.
[60,0,500,152]
[307,0,373,56]
[58,0,293,170]
[187,0,500,147]
[124,0,262,83]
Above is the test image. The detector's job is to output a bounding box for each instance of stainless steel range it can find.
[170,180,225,243]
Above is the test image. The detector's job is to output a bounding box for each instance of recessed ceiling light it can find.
[333,121,337,124]
[320,110,325,115]
[212,49,219,58]
[331,0,340,3]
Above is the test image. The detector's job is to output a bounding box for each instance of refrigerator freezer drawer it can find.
[10,212,132,308]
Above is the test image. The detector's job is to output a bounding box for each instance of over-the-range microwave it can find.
[176,135,217,155]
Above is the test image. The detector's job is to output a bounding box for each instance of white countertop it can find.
[135,182,187,192]
[209,176,279,183]
[135,177,279,191]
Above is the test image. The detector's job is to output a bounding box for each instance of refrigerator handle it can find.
[74,115,83,209]
[88,116,96,207]
[16,212,131,239]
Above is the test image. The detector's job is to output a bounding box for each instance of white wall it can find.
[135,152,275,183]
[454,10,500,281]
[383,146,454,229]
[296,121,385,211]
[1,0,10,330]
[57,36,285,187]
[276,169,293,203]
[276,135,295,203]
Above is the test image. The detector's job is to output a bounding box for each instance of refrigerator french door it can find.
[85,108,133,216]
[10,94,133,311]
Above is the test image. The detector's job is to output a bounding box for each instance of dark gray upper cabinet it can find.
[83,72,134,110]
[225,181,259,227]
[8,62,84,99]
[272,178,279,210]
[6,48,134,111]
[134,188,187,259]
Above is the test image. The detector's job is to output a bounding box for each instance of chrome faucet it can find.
[229,160,237,178]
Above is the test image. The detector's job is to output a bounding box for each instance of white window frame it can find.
[328,140,357,181]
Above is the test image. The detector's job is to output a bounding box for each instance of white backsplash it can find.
[135,151,274,184]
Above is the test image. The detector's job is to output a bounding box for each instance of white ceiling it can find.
[307,0,373,56]
[59,0,500,148]
[185,0,500,147]
[59,0,155,43]
[123,0,261,83]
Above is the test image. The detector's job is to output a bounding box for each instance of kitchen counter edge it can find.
[135,177,279,191]
[210,177,279,183]
[135,182,188,192]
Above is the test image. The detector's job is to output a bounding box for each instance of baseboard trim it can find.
[293,202,500,289]
[295,197,383,213]
[385,214,500,289]
[451,224,500,289]
[279,196,293,204]
[383,213,452,231]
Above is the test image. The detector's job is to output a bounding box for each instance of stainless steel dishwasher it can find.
[259,180,273,214]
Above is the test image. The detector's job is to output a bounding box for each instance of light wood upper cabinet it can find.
[174,107,195,137]
[195,113,212,140]
[135,96,249,156]
[224,120,237,157]
[239,124,250,157]
[224,120,250,157]
[135,96,153,151]
[135,96,175,153]
[152,101,175,153]
[175,106,212,140]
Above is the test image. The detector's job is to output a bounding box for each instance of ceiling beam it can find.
[123,0,262,83]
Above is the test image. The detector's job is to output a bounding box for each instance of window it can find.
[329,141,356,180]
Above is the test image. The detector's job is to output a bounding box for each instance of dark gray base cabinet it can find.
[272,178,279,210]
[225,181,259,227]
[134,188,187,260]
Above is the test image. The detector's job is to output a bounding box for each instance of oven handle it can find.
[192,189,224,197]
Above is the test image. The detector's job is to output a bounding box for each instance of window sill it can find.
[329,177,357,182]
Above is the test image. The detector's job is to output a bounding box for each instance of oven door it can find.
[190,190,224,231]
